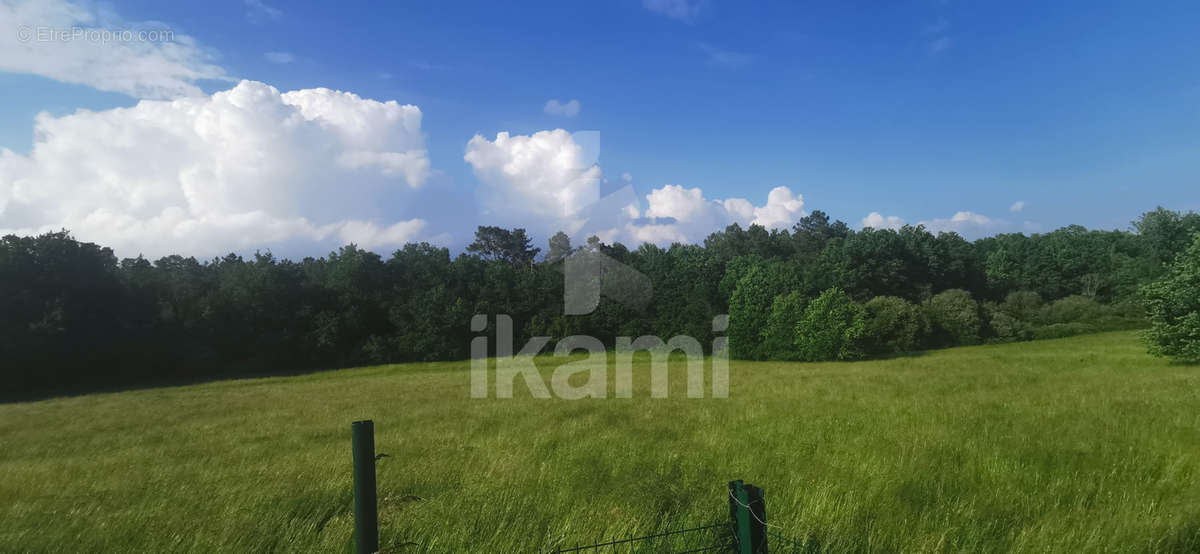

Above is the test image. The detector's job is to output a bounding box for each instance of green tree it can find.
[545,231,572,263]
[1140,233,1200,362]
[1134,207,1200,266]
[761,291,809,360]
[466,226,541,268]
[1041,295,1104,325]
[791,211,850,258]
[1000,291,1044,322]
[794,287,867,361]
[924,289,982,347]
[728,263,797,359]
[987,291,1043,342]
[0,231,136,392]
[863,296,927,355]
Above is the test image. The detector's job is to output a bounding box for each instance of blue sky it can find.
[1,0,1198,258]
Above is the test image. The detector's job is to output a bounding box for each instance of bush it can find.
[761,291,808,361]
[990,311,1034,342]
[983,291,1043,342]
[924,289,982,347]
[1041,295,1104,325]
[1000,291,1044,322]
[1141,234,1200,363]
[863,296,926,355]
[1033,322,1098,340]
[794,287,867,361]
[1034,295,1146,335]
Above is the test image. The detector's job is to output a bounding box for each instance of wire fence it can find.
[765,529,824,553]
[548,522,731,553]
[544,480,811,554]
[349,422,807,553]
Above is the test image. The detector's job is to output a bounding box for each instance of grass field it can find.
[1,331,1198,553]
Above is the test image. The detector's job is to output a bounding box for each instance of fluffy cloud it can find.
[1,0,229,99]
[461,129,807,246]
[464,129,602,228]
[918,211,998,236]
[1010,201,1025,213]
[751,187,805,228]
[0,80,432,257]
[626,184,805,245]
[858,210,1027,238]
[544,99,580,117]
[861,212,905,230]
[644,184,708,222]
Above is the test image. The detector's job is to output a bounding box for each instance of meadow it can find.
[1,331,1198,553]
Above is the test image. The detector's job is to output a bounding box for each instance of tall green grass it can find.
[1,331,1197,552]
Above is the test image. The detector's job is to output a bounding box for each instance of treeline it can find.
[2,208,1197,396]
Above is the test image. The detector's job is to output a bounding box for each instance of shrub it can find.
[863,296,926,355]
[794,287,867,361]
[1034,295,1146,335]
[1041,295,1104,325]
[1141,234,1200,363]
[761,291,808,361]
[990,311,1034,342]
[1033,322,1098,340]
[1000,291,1044,322]
[923,289,982,347]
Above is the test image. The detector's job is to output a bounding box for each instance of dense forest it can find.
[3,207,1198,397]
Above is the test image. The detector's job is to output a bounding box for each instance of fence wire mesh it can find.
[548,522,731,553]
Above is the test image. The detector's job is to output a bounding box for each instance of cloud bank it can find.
[0,80,432,258]
[0,0,1048,260]
[859,210,1026,238]
[463,130,808,247]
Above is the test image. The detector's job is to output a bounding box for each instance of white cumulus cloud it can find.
[464,130,602,228]
[1,0,229,99]
[861,212,905,230]
[0,80,433,258]
[751,186,805,228]
[544,99,581,117]
[460,129,807,247]
[626,184,805,245]
[644,184,709,222]
[1010,200,1025,212]
[918,211,998,236]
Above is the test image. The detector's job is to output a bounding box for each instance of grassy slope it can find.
[1,331,1198,553]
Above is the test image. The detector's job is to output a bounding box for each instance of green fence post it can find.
[352,420,379,554]
[745,484,768,553]
[729,480,752,554]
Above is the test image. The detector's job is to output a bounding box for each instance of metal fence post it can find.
[729,480,753,554]
[352,420,379,554]
[729,480,769,554]
[746,484,768,553]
